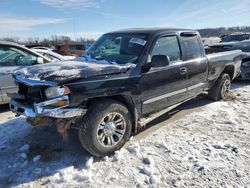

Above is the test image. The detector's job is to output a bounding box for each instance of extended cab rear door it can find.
[141,34,188,115]
[179,33,208,98]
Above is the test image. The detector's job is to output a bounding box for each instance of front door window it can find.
[0,46,38,67]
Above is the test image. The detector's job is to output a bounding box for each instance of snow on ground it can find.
[0,82,250,187]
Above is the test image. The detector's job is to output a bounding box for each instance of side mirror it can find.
[37,57,44,64]
[151,55,170,67]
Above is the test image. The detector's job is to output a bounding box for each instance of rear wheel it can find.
[208,73,231,101]
[78,99,132,157]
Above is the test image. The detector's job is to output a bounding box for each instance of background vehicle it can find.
[208,33,250,80]
[0,41,51,104]
[208,33,250,52]
[9,28,246,157]
[32,48,75,61]
[202,37,221,47]
[55,43,85,56]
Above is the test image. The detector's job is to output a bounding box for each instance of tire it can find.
[208,73,231,101]
[78,99,132,157]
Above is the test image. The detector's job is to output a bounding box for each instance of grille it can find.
[18,83,45,104]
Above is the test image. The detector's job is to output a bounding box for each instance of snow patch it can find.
[33,155,41,162]
[85,157,94,169]
[0,83,250,187]
[20,153,27,159]
[19,144,30,152]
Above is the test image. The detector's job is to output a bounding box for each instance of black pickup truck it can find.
[9,28,246,157]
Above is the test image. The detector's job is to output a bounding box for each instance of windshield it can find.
[221,34,250,42]
[85,33,148,64]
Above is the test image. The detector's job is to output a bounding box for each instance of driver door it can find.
[0,45,40,103]
[141,35,188,115]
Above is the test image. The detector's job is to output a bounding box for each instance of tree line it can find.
[0,35,95,47]
[1,26,250,46]
[198,26,250,37]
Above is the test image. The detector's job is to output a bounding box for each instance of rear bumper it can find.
[9,96,86,118]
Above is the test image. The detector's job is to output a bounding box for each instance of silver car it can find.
[32,48,75,61]
[0,41,51,104]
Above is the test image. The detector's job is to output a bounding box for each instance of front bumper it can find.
[9,95,86,118]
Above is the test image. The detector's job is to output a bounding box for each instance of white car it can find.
[32,48,75,62]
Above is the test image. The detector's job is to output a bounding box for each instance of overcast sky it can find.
[0,0,250,39]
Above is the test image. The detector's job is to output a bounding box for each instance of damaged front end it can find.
[9,75,86,139]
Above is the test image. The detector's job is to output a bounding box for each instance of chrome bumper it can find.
[9,96,86,118]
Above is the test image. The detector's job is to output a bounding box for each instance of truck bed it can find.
[206,50,243,83]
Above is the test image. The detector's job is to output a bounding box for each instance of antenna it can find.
[74,18,76,41]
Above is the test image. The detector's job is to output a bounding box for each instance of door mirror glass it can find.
[151,55,170,67]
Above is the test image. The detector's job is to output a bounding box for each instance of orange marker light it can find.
[55,100,69,107]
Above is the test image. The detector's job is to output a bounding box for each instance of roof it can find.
[106,27,196,35]
[0,41,25,47]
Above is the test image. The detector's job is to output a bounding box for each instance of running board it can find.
[138,99,189,127]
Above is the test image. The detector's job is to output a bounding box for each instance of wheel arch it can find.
[223,65,235,80]
[85,95,139,133]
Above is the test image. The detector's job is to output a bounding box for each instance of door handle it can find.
[180,67,187,75]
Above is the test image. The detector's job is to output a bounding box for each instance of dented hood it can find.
[15,60,135,83]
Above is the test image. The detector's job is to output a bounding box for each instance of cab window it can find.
[0,46,38,66]
[151,36,181,64]
[181,36,203,60]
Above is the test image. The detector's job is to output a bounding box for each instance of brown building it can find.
[55,43,85,56]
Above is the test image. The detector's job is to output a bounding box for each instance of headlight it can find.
[45,86,70,99]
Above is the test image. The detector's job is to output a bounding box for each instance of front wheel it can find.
[208,73,231,101]
[78,99,132,157]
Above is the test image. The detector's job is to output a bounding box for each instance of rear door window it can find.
[181,36,203,60]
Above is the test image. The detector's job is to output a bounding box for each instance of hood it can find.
[15,60,135,83]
